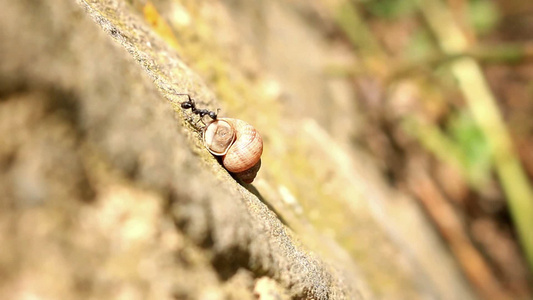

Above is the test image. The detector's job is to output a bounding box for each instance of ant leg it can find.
[193,117,206,129]
[176,93,192,101]
[198,112,208,126]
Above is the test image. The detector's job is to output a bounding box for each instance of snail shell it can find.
[203,118,263,183]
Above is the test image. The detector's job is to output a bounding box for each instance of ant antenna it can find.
[177,94,219,127]
[177,94,194,109]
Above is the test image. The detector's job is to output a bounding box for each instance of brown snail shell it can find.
[203,118,263,183]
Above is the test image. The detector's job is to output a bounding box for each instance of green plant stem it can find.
[390,42,533,80]
[419,0,533,272]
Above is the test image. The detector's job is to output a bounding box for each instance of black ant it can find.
[177,94,219,125]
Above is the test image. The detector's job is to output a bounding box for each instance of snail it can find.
[177,94,263,183]
[203,118,263,183]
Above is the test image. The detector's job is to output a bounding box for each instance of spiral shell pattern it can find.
[203,118,263,183]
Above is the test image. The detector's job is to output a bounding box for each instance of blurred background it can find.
[157,0,533,298]
[1,0,532,299]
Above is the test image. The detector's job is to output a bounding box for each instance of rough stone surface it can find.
[0,0,358,299]
[0,0,477,299]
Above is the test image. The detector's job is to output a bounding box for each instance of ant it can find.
[177,94,219,126]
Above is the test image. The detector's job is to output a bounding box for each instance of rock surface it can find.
[0,0,476,299]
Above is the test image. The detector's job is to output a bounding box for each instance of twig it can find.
[407,164,512,300]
